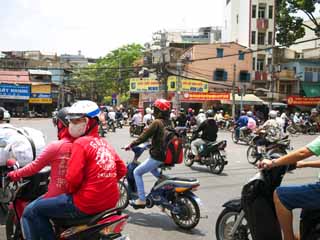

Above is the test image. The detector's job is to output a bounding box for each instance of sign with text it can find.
[0,84,30,100]
[181,92,230,102]
[287,96,320,106]
[167,76,208,93]
[130,78,160,92]
[29,84,52,104]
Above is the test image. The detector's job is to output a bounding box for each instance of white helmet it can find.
[146,107,152,114]
[67,100,101,120]
[199,109,204,113]
[269,110,277,119]
[247,111,253,117]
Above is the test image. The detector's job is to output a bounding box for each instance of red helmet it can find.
[153,99,171,112]
[188,108,193,113]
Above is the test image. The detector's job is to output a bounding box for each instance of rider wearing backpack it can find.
[125,99,171,207]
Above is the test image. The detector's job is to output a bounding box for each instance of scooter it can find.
[215,152,319,240]
[231,126,253,145]
[118,143,201,230]
[184,132,228,174]
[129,122,145,137]
[5,159,129,240]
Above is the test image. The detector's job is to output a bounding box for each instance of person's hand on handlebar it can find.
[123,144,132,151]
[7,171,21,182]
[257,159,275,170]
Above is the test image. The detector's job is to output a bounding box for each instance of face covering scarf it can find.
[68,121,87,138]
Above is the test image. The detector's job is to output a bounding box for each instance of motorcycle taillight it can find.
[100,217,128,236]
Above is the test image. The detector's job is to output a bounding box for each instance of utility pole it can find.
[232,64,236,120]
[176,60,182,110]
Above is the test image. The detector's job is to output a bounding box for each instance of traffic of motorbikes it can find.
[1,105,320,240]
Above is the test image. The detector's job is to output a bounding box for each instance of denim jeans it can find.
[133,156,162,201]
[21,196,44,240]
[29,194,88,240]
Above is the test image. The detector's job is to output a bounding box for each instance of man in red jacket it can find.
[32,100,127,240]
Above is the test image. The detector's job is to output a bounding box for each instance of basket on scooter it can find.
[19,168,50,201]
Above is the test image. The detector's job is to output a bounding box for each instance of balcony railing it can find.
[256,19,269,31]
[254,71,268,81]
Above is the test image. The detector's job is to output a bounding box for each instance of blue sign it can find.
[31,93,52,98]
[0,84,30,100]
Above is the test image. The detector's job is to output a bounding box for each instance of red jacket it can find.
[66,124,127,215]
[9,128,74,198]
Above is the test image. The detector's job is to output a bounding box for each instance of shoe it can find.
[130,199,146,209]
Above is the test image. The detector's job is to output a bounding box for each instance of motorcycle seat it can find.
[168,177,198,183]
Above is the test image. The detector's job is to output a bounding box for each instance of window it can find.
[252,57,256,70]
[293,67,297,74]
[258,32,265,45]
[267,57,272,66]
[287,85,292,94]
[217,48,224,58]
[214,69,227,81]
[239,51,245,60]
[239,71,250,82]
[268,32,273,45]
[257,58,265,71]
[269,6,273,19]
[258,5,266,18]
[305,69,313,82]
[251,31,256,44]
[252,5,257,18]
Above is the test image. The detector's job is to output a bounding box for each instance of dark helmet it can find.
[206,110,214,118]
[53,107,70,128]
[0,108,4,121]
[180,108,185,113]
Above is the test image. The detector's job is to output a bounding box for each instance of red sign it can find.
[287,96,320,106]
[181,92,230,102]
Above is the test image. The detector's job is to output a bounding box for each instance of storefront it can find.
[0,83,30,116]
[287,96,320,112]
[29,84,53,117]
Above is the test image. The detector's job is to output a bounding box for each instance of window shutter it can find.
[223,71,228,81]
[214,70,217,80]
[246,73,250,82]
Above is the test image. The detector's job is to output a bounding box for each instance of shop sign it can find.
[29,84,52,104]
[181,92,230,102]
[0,84,30,100]
[167,76,208,93]
[287,96,320,106]
[130,78,160,92]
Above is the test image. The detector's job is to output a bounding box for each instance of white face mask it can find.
[68,120,87,138]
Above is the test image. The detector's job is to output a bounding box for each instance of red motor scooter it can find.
[5,159,129,240]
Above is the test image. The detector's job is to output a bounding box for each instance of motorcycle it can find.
[129,122,145,137]
[107,119,116,133]
[231,127,253,145]
[5,159,129,240]
[246,130,291,165]
[118,143,201,230]
[98,122,108,137]
[215,153,318,240]
[116,118,123,129]
[184,132,228,174]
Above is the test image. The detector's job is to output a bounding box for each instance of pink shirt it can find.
[13,138,73,198]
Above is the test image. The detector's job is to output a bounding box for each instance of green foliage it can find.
[276,0,319,46]
[70,43,144,103]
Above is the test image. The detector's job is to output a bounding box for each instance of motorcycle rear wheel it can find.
[209,152,225,174]
[215,208,251,240]
[184,146,194,167]
[117,181,129,210]
[231,131,239,143]
[171,194,200,230]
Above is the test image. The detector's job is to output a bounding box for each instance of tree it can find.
[70,43,144,104]
[276,0,320,46]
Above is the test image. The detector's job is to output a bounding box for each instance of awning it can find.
[221,94,264,105]
[302,83,320,97]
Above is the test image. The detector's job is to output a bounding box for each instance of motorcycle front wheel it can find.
[171,194,200,230]
[116,181,129,210]
[246,145,258,165]
[184,146,194,167]
[209,152,225,174]
[215,208,251,240]
[6,208,22,240]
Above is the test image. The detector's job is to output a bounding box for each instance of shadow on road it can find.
[126,210,206,237]
[190,166,228,176]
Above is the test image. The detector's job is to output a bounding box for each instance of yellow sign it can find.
[130,78,160,92]
[31,84,51,93]
[29,98,52,104]
[167,76,208,92]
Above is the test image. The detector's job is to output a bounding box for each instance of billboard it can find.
[130,78,160,92]
[181,92,230,102]
[29,84,52,104]
[0,84,30,100]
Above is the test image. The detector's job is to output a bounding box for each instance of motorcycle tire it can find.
[171,194,200,230]
[6,208,21,240]
[209,152,225,174]
[215,208,250,240]
[129,128,134,137]
[231,131,239,143]
[184,146,194,167]
[286,125,299,137]
[246,145,259,165]
[116,181,129,210]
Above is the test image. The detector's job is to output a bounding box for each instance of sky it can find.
[0,0,225,58]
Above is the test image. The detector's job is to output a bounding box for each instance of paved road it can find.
[1,118,319,240]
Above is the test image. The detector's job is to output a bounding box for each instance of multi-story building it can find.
[224,0,276,92]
